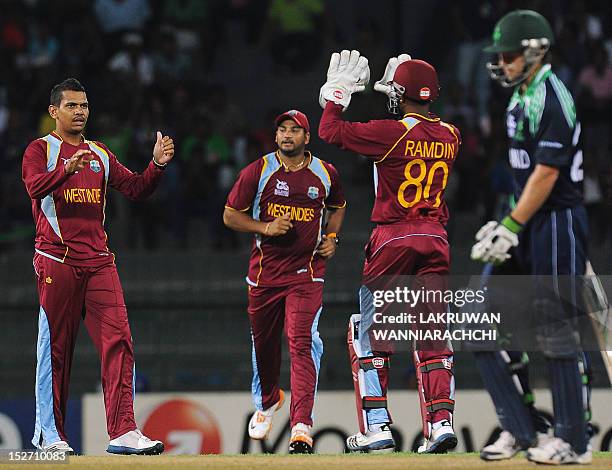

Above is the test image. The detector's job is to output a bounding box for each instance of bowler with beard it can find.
[224,110,346,454]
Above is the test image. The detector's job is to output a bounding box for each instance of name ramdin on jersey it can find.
[372,328,497,342]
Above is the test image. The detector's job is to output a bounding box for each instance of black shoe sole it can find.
[136,443,164,455]
[289,441,313,454]
[423,434,458,454]
[432,435,458,454]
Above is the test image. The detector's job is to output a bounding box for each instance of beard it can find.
[279,142,305,157]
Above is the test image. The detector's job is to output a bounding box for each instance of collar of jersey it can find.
[402,112,440,122]
[511,63,552,105]
[49,131,85,144]
[275,150,312,170]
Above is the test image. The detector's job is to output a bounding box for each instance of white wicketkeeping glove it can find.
[373,53,411,96]
[319,49,370,111]
[471,217,522,265]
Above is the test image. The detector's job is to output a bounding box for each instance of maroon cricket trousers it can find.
[32,253,137,447]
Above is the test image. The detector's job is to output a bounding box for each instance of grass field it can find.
[2,453,612,470]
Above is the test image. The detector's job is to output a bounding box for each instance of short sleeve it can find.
[225,161,261,212]
[324,163,346,209]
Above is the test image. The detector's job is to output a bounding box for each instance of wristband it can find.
[326,232,339,245]
[152,158,167,168]
[501,215,523,234]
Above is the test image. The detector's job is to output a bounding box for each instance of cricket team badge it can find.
[307,186,319,199]
[90,160,101,173]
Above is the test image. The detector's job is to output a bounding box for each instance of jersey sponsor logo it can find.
[538,140,563,149]
[419,87,431,99]
[404,140,456,160]
[274,179,289,197]
[89,160,101,173]
[266,202,315,222]
[307,186,319,199]
[63,187,102,204]
[508,148,531,170]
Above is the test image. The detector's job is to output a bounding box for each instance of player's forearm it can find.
[318,102,345,145]
[113,161,164,201]
[22,164,71,199]
[223,208,267,235]
[511,164,559,224]
[325,207,345,235]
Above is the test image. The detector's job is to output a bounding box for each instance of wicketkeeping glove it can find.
[470,216,523,265]
[319,49,370,111]
[373,54,412,96]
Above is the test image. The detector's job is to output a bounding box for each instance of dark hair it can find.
[50,78,86,106]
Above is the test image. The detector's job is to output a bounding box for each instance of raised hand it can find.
[64,149,93,174]
[153,131,175,166]
[373,54,412,95]
[319,49,370,111]
[265,211,293,236]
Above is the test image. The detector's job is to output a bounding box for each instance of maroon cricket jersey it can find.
[22,132,164,267]
[319,102,461,225]
[226,151,345,287]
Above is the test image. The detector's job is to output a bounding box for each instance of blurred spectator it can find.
[583,164,605,245]
[108,33,154,86]
[448,0,498,133]
[214,0,267,45]
[163,0,210,28]
[444,81,476,127]
[577,41,612,170]
[265,0,326,72]
[20,19,59,69]
[94,0,151,34]
[152,31,191,86]
[202,84,245,140]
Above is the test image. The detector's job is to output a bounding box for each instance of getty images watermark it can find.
[359,273,612,353]
[370,286,499,342]
[0,450,70,464]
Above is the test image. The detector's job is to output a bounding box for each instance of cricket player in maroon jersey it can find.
[223,110,346,454]
[318,51,461,453]
[22,78,173,455]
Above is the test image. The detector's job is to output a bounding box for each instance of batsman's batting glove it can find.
[373,54,412,96]
[471,216,522,265]
[319,49,370,111]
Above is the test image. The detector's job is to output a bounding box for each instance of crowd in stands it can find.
[1,0,610,252]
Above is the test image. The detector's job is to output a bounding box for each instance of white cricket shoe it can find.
[248,389,285,440]
[527,436,592,465]
[42,440,74,454]
[417,420,457,454]
[346,424,395,453]
[289,423,314,454]
[480,430,521,460]
[106,429,164,455]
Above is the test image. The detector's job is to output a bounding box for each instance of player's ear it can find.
[304,131,310,145]
[48,105,57,119]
